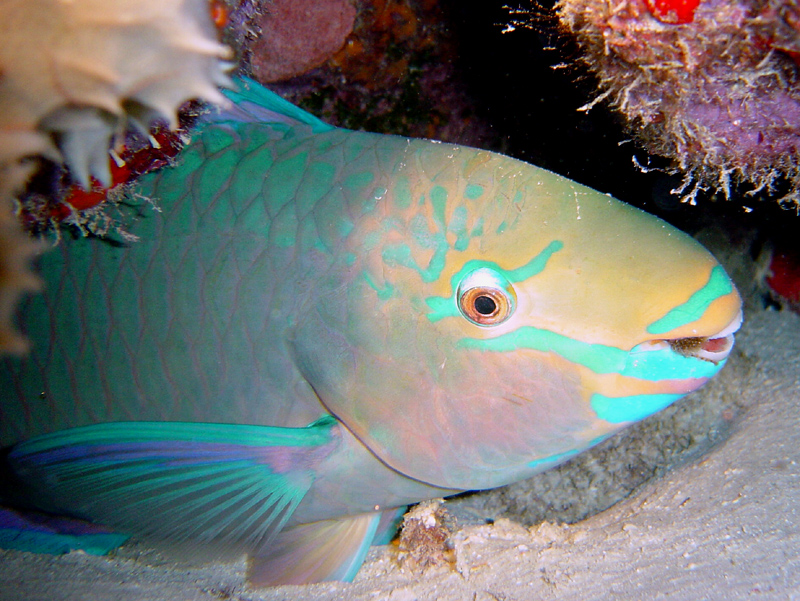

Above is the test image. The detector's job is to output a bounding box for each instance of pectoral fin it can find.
[6,416,340,557]
[248,509,400,586]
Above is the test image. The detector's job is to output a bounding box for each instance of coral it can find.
[766,246,800,311]
[645,0,701,23]
[0,0,233,187]
[50,126,187,222]
[556,0,800,207]
[258,0,492,147]
[0,165,43,355]
[250,0,357,82]
[396,499,457,574]
[0,0,234,353]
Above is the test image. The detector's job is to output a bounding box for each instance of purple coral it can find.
[557,0,800,207]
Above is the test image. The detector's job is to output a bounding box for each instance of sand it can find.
[1,306,798,601]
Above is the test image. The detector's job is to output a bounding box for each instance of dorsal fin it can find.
[211,76,334,134]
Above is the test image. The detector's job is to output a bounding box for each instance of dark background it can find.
[443,0,796,244]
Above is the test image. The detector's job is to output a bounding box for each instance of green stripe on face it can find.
[527,447,580,469]
[590,392,684,423]
[425,240,563,322]
[647,265,734,335]
[458,327,724,381]
[525,433,610,469]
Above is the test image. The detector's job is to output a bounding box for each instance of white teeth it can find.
[711,309,744,340]
[693,309,743,364]
[694,337,733,363]
[633,308,743,364]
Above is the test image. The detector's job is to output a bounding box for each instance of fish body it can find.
[0,79,742,585]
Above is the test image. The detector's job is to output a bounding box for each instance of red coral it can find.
[54,129,185,221]
[767,248,800,305]
[644,0,701,24]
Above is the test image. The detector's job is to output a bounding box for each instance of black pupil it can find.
[474,295,497,315]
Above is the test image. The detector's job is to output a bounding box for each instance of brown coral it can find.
[397,499,457,573]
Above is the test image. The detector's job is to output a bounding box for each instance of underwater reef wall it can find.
[557,0,800,207]
[0,0,233,353]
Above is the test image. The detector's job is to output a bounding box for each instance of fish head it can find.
[291,146,742,491]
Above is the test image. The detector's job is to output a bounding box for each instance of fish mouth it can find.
[667,309,742,364]
[635,309,743,364]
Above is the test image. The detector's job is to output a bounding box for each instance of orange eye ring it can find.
[457,268,516,326]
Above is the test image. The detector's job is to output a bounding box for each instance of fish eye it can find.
[457,267,516,326]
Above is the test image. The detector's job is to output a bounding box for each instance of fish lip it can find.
[632,309,743,365]
[667,309,743,364]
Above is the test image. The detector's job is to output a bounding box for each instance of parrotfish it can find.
[0,78,742,586]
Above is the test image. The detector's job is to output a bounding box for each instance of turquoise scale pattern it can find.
[3,113,521,446]
[1,122,356,444]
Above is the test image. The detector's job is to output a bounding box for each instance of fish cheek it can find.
[291,281,596,491]
[299,318,599,491]
[289,307,359,420]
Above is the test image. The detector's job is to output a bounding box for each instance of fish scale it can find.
[0,78,742,586]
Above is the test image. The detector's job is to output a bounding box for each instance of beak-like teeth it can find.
[668,309,743,364]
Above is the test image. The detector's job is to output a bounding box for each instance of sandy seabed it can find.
[1,306,798,601]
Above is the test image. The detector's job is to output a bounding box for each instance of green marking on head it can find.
[505,241,564,282]
[590,392,684,423]
[425,241,563,322]
[458,326,722,381]
[363,271,396,300]
[470,219,484,238]
[382,241,448,283]
[393,176,412,209]
[409,215,441,249]
[460,327,624,371]
[430,185,448,227]
[527,447,581,469]
[647,265,734,334]
[448,206,470,251]
[465,183,484,199]
[376,185,486,285]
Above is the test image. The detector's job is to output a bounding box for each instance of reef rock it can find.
[250,0,357,82]
[558,0,800,207]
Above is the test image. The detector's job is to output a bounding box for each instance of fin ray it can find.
[8,417,339,554]
[247,511,386,586]
[214,77,334,133]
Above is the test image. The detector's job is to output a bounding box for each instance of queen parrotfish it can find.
[0,78,742,586]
